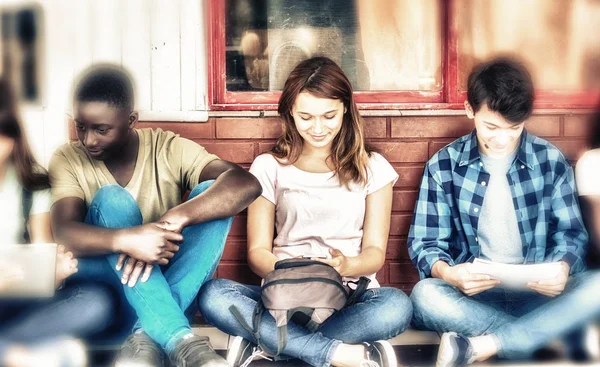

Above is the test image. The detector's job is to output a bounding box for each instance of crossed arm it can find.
[52,160,262,285]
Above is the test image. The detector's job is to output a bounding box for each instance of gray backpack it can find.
[230,258,370,356]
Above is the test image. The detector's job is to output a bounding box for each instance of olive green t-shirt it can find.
[49,128,219,223]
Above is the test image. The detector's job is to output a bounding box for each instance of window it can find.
[0,4,43,104]
[455,0,600,107]
[209,0,600,110]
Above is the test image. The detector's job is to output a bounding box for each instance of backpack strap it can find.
[229,301,276,356]
[21,187,33,244]
[344,276,371,308]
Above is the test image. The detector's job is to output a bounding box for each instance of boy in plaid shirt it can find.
[408,57,600,366]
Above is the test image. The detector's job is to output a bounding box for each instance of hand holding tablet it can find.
[470,258,564,290]
[0,243,58,298]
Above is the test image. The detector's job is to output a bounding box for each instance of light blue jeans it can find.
[0,282,115,360]
[411,270,600,359]
[73,180,233,353]
[198,278,413,367]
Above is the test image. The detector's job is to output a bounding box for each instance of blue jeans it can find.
[198,278,413,367]
[73,181,233,353]
[0,282,115,360]
[410,270,600,359]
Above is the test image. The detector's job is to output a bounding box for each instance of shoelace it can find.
[360,346,381,367]
[128,334,160,358]
[175,336,212,363]
[239,347,272,367]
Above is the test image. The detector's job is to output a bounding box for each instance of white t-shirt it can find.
[576,149,600,196]
[249,152,399,288]
[0,165,51,244]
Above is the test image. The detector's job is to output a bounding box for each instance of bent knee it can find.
[368,288,413,336]
[90,185,141,221]
[189,180,216,199]
[410,278,450,310]
[74,283,117,330]
[197,278,236,315]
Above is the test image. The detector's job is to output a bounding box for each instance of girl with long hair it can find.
[199,57,412,367]
[576,102,600,268]
[0,78,115,367]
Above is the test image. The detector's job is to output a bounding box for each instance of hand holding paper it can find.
[470,258,564,292]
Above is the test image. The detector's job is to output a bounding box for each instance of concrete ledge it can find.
[192,326,440,351]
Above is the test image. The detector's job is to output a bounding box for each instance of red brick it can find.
[392,284,416,294]
[389,214,413,236]
[216,118,281,139]
[392,190,418,212]
[391,116,471,138]
[564,115,595,137]
[258,142,276,155]
[394,165,424,188]
[229,215,247,237]
[364,117,387,138]
[548,139,591,161]
[523,115,560,137]
[217,263,261,285]
[376,263,388,284]
[388,262,421,284]
[197,142,255,163]
[68,119,77,141]
[138,121,215,139]
[371,142,429,163]
[429,140,454,157]
[386,238,410,261]
[221,240,247,261]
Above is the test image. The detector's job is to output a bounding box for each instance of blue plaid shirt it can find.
[408,130,588,279]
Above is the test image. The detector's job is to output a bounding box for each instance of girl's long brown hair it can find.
[273,57,372,187]
[0,78,49,191]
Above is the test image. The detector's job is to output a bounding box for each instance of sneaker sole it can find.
[436,332,458,367]
[376,341,398,367]
[227,336,252,365]
[115,362,163,367]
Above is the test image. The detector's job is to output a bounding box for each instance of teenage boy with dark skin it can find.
[49,65,262,367]
[408,57,600,367]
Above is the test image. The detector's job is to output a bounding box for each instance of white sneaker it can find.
[226,336,271,367]
[361,340,397,367]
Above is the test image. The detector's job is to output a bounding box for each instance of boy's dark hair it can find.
[592,104,600,149]
[74,64,134,110]
[467,57,534,123]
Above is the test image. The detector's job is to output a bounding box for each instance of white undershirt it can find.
[0,164,51,244]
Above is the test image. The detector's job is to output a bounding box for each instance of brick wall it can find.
[135,111,595,292]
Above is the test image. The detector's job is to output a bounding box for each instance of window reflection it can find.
[225,0,442,92]
[0,4,43,103]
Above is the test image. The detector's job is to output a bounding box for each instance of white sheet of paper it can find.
[470,258,562,289]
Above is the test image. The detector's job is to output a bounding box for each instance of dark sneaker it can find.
[114,331,164,367]
[169,334,228,367]
[436,332,475,367]
[226,336,272,367]
[362,340,397,367]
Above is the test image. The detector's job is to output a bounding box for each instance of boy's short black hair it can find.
[74,64,134,110]
[467,57,534,123]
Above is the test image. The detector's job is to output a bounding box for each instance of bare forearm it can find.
[431,260,449,280]
[177,169,262,226]
[53,221,121,256]
[248,248,279,278]
[344,247,386,278]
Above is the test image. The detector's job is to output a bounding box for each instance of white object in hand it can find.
[470,258,562,289]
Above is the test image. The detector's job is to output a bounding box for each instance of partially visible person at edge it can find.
[576,102,600,269]
[408,57,600,367]
[198,57,412,367]
[48,65,262,367]
[0,77,116,367]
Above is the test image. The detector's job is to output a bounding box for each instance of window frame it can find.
[207,0,600,110]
